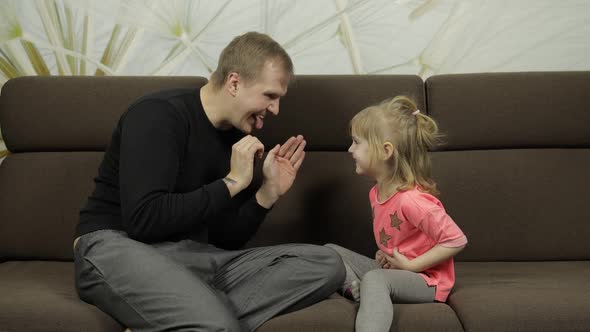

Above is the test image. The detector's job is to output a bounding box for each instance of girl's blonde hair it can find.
[350,95,442,195]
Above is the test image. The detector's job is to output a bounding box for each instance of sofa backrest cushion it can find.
[426,72,590,261]
[427,72,590,151]
[0,76,207,152]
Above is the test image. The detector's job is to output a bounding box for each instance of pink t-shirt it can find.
[370,186,467,302]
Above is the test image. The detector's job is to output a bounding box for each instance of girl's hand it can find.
[380,248,414,271]
[375,250,393,269]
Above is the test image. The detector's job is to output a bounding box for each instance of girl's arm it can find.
[381,245,465,273]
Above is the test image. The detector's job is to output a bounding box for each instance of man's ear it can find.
[382,142,394,160]
[226,72,240,97]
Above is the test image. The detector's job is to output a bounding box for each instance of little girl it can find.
[326,96,467,332]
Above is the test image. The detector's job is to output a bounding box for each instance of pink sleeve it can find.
[402,199,467,248]
[426,207,468,247]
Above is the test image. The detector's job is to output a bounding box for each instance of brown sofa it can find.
[1,72,589,332]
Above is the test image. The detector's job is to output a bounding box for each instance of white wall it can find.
[0,0,589,151]
[1,0,589,82]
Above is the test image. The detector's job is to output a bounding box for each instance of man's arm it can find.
[208,135,306,249]
[119,101,233,242]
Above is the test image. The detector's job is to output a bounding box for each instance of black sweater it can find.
[77,89,268,249]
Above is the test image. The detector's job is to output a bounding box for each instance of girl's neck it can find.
[376,177,400,202]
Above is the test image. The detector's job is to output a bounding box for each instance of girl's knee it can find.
[361,269,388,286]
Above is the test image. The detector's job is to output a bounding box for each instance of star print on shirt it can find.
[379,228,391,246]
[390,211,403,231]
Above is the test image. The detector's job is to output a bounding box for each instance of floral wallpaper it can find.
[0,0,589,157]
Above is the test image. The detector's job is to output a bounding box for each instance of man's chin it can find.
[238,123,254,134]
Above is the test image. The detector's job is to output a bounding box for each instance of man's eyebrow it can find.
[264,91,284,97]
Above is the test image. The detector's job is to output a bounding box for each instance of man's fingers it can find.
[279,136,297,156]
[235,135,257,153]
[293,151,305,171]
[290,139,306,165]
[266,144,280,160]
[237,136,264,159]
[285,136,303,160]
[251,141,265,158]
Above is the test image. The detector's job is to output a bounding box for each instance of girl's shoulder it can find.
[396,187,444,211]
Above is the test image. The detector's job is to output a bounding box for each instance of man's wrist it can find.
[255,185,279,209]
[223,176,241,197]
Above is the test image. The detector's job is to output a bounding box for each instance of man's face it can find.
[231,61,289,134]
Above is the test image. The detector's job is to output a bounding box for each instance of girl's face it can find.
[348,135,373,176]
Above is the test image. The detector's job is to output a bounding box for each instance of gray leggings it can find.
[325,244,435,332]
[74,230,345,332]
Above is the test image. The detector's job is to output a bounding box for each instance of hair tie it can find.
[412,109,420,115]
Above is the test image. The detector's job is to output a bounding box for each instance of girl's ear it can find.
[382,142,394,160]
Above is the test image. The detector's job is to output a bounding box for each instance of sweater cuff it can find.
[247,195,272,217]
[207,178,233,207]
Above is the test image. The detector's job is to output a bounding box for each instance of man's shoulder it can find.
[123,88,198,125]
[130,88,196,108]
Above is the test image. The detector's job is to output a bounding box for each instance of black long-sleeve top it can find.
[77,88,268,249]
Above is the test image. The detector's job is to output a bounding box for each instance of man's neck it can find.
[200,83,232,130]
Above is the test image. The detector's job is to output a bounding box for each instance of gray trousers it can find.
[74,230,345,332]
[325,244,435,332]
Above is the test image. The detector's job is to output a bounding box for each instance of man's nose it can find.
[268,99,280,115]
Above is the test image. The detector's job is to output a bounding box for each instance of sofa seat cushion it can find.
[258,294,357,331]
[390,302,464,332]
[451,261,590,332]
[0,261,121,332]
[258,294,464,332]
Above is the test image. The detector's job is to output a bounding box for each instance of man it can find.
[73,32,345,331]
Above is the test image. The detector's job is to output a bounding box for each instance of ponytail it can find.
[362,95,444,195]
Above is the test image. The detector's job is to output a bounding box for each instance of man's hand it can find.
[256,135,306,208]
[225,135,264,197]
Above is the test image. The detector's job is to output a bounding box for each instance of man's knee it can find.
[317,245,346,288]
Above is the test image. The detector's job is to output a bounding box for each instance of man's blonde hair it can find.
[350,96,443,195]
[210,31,293,89]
